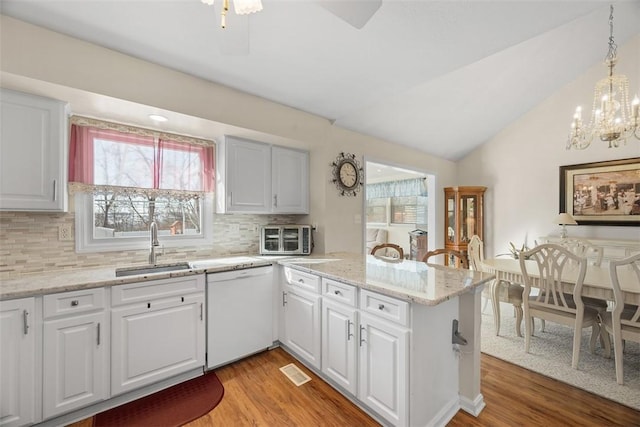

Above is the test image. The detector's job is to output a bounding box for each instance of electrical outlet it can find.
[59,224,73,241]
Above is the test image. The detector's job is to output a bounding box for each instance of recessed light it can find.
[149,114,168,122]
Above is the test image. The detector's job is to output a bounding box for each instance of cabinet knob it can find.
[378,303,385,311]
[334,290,341,295]
[71,300,79,306]
[298,279,304,283]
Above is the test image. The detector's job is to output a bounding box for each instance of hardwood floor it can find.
[70,347,640,427]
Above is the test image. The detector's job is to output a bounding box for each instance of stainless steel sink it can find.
[115,262,192,277]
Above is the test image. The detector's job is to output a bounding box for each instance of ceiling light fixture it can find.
[148,114,168,123]
[567,5,639,150]
[201,0,263,29]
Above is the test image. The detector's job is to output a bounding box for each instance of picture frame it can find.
[559,157,640,226]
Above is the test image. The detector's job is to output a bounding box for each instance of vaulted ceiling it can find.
[2,1,639,160]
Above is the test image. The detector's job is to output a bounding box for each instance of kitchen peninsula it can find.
[279,253,493,426]
[0,253,493,427]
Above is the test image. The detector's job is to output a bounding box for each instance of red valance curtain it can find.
[68,122,215,196]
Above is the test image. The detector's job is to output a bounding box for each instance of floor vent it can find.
[279,363,311,386]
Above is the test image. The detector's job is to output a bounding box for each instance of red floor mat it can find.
[94,372,224,427]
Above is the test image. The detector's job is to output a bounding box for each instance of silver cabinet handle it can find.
[359,325,366,347]
[200,303,203,321]
[378,304,385,311]
[23,310,29,335]
[273,194,278,208]
[53,180,57,201]
[347,320,353,341]
[282,291,287,306]
[97,322,101,346]
[71,300,79,306]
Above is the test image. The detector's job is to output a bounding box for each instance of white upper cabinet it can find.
[217,136,309,214]
[0,89,69,212]
[222,137,272,213]
[272,146,309,214]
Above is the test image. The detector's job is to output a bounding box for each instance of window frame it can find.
[367,196,428,227]
[75,193,213,253]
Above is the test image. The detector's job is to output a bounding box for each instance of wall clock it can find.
[331,152,364,196]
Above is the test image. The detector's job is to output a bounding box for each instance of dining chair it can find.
[599,253,640,385]
[559,238,604,266]
[519,243,600,369]
[421,248,469,269]
[469,235,524,337]
[371,243,404,259]
[556,238,608,330]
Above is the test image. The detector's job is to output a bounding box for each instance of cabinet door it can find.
[358,313,408,427]
[42,312,108,418]
[272,146,309,214]
[322,299,357,395]
[0,298,36,427]
[283,288,321,370]
[0,89,68,212]
[226,137,271,213]
[111,293,205,396]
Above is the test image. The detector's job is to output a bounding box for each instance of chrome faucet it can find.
[149,220,161,265]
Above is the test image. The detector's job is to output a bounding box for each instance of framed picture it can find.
[559,157,640,226]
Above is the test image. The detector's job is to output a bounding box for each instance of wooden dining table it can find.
[481,257,640,336]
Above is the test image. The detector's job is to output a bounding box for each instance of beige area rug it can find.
[481,302,640,410]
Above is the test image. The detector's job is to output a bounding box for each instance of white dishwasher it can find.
[206,265,274,369]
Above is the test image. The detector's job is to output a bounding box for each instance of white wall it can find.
[0,15,457,255]
[458,36,640,257]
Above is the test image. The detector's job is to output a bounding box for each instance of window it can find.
[366,178,428,227]
[69,117,215,252]
[366,197,388,224]
[391,196,428,225]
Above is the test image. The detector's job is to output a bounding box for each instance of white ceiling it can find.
[1,1,639,161]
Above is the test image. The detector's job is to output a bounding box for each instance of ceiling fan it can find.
[317,0,382,30]
[201,0,382,55]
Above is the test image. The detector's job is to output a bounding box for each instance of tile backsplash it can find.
[0,212,303,279]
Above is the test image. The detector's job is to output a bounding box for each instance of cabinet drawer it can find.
[359,289,409,327]
[322,278,356,307]
[284,267,320,293]
[43,287,105,318]
[112,275,205,306]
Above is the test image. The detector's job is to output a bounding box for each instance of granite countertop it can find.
[1,253,495,306]
[281,252,495,306]
[0,256,275,301]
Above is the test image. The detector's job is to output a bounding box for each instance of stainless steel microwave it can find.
[259,225,313,255]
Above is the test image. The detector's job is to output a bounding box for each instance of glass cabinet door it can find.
[459,195,477,243]
[443,186,485,267]
[446,194,456,244]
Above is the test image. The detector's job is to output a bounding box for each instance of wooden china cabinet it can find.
[444,186,486,267]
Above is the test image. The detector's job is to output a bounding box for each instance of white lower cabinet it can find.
[320,280,409,426]
[321,299,357,395]
[42,288,108,419]
[111,276,206,396]
[282,268,322,370]
[283,286,322,370]
[358,312,408,426]
[0,298,36,427]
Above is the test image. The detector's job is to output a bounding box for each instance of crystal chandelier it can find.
[567,5,640,150]
[201,0,263,29]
